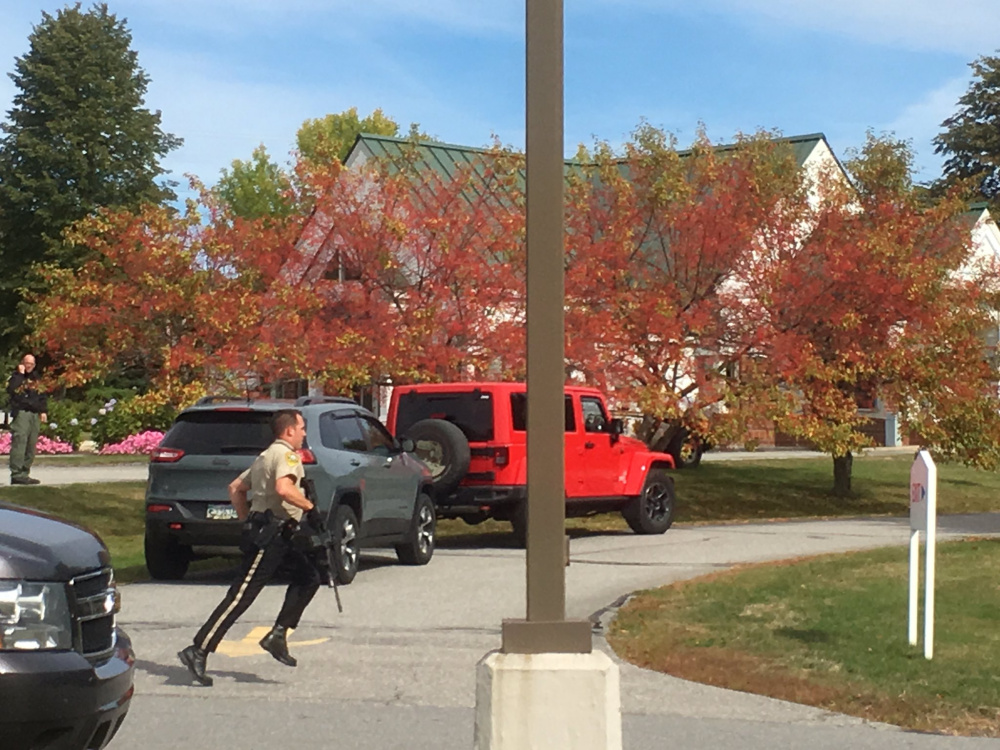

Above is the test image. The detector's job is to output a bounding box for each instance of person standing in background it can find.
[6,354,47,485]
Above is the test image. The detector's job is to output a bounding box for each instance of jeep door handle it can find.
[585,441,595,449]
[350,459,361,466]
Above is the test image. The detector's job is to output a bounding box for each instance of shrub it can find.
[91,393,176,446]
[42,400,90,449]
[98,430,164,455]
[0,432,74,454]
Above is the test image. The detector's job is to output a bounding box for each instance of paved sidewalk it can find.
[0,461,147,486]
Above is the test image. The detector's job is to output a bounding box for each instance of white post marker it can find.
[908,449,937,660]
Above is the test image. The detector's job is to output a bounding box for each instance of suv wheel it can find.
[395,493,436,565]
[403,419,471,496]
[144,532,192,580]
[668,428,703,469]
[622,469,675,534]
[331,504,360,584]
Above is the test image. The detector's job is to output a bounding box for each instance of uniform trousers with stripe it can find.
[194,529,321,654]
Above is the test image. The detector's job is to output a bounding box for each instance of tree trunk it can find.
[832,452,853,499]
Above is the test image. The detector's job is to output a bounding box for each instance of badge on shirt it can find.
[285,451,301,466]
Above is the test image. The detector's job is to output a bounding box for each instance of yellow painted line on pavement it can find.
[215,626,329,657]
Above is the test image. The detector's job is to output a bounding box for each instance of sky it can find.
[1,0,998,202]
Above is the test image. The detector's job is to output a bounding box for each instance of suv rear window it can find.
[160,410,274,455]
[395,390,494,442]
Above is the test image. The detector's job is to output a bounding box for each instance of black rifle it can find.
[299,477,343,613]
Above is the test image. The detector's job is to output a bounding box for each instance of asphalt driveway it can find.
[111,513,1000,749]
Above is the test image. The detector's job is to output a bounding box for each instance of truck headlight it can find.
[0,581,72,650]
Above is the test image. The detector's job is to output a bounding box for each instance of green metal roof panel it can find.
[352,131,830,176]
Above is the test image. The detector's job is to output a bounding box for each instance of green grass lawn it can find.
[672,453,1000,520]
[607,539,1000,736]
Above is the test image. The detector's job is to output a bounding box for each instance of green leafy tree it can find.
[296,107,405,164]
[215,144,292,220]
[934,52,1000,204]
[0,2,181,353]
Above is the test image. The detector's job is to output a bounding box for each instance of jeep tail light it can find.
[150,447,184,463]
[147,504,172,513]
[298,448,317,464]
[168,523,183,530]
[494,446,509,466]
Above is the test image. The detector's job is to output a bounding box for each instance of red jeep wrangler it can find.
[385,382,676,544]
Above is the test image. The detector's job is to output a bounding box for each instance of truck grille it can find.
[68,568,118,662]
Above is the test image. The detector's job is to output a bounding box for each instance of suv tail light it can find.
[298,449,317,464]
[150,447,184,463]
[494,446,509,466]
[146,504,172,513]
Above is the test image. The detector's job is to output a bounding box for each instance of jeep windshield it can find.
[159,410,275,455]
[395,390,494,442]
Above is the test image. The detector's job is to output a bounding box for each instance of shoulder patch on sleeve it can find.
[285,451,301,467]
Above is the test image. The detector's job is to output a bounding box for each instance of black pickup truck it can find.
[0,502,134,750]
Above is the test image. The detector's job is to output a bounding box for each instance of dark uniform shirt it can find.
[6,371,47,416]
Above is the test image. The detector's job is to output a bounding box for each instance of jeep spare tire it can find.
[404,419,471,496]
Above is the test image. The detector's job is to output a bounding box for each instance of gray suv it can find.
[144,396,436,584]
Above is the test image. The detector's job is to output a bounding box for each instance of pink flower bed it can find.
[99,430,165,455]
[0,432,74,454]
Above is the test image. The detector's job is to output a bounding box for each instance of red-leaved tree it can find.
[735,134,1000,495]
[33,182,299,398]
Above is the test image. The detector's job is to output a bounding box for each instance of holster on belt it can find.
[244,509,284,549]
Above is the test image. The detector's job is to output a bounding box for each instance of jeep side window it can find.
[319,412,343,449]
[359,416,396,456]
[334,415,368,452]
[580,397,609,433]
[510,393,576,432]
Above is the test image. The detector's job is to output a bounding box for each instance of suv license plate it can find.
[206,504,238,520]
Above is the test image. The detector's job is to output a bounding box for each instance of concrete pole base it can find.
[473,650,622,750]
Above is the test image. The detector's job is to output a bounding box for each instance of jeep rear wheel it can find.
[144,532,192,580]
[404,419,471,496]
[623,469,675,534]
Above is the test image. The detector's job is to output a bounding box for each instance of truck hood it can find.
[0,503,111,581]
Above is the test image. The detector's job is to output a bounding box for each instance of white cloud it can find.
[601,0,1000,56]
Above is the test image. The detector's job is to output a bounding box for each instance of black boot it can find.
[259,625,297,667]
[178,645,213,686]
